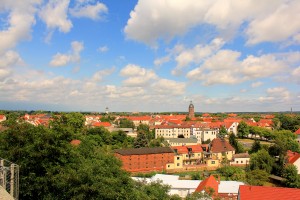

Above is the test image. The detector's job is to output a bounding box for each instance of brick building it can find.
[114,147,175,173]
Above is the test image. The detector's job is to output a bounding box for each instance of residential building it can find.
[165,138,198,146]
[0,115,6,123]
[155,125,191,139]
[172,145,203,165]
[192,126,218,143]
[230,153,250,166]
[114,147,174,173]
[238,185,300,200]
[209,138,235,162]
[287,150,300,174]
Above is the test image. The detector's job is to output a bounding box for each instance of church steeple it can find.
[188,101,195,119]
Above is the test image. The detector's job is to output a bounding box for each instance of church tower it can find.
[188,101,195,119]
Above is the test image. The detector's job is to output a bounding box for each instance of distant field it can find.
[237,138,273,149]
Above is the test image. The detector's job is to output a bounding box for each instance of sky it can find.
[0,0,300,113]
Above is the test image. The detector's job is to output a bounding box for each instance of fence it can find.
[0,158,19,200]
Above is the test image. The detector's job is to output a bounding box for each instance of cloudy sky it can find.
[0,0,299,113]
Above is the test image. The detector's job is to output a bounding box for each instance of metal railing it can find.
[0,158,19,200]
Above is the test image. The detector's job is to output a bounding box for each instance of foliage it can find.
[277,114,300,132]
[249,140,262,154]
[119,118,135,129]
[237,121,249,138]
[273,130,300,153]
[246,169,269,186]
[202,139,211,144]
[229,133,245,153]
[282,164,300,188]
[250,149,274,173]
[134,132,149,148]
[218,126,228,138]
[218,166,245,181]
[100,115,115,122]
[186,191,212,200]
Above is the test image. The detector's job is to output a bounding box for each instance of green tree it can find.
[246,169,269,186]
[119,118,135,129]
[218,126,228,138]
[229,133,245,153]
[237,121,249,138]
[282,164,300,188]
[250,149,274,173]
[249,140,262,154]
[134,132,149,148]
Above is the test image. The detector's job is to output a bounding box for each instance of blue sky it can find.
[0,0,299,113]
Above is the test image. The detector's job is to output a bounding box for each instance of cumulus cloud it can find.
[125,0,300,46]
[70,2,108,20]
[92,67,115,82]
[186,50,288,85]
[259,87,291,103]
[39,0,72,33]
[98,46,109,53]
[154,55,170,66]
[291,67,300,84]
[251,81,263,88]
[0,0,41,53]
[50,41,84,67]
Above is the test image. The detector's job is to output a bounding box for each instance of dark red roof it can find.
[210,138,235,153]
[70,139,81,146]
[287,150,300,164]
[238,185,300,200]
[295,128,300,135]
[195,175,219,195]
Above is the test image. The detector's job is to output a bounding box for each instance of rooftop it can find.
[114,147,174,155]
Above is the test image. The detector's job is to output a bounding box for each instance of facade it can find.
[230,153,250,166]
[192,126,218,143]
[155,125,191,139]
[209,138,235,162]
[114,147,174,172]
[172,145,203,165]
[165,138,198,146]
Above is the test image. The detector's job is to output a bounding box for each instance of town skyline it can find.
[1,0,299,112]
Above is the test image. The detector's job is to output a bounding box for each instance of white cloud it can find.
[92,67,115,82]
[154,55,170,66]
[70,2,108,20]
[125,0,300,46]
[98,46,109,53]
[151,79,186,96]
[291,67,300,84]
[187,50,289,85]
[50,41,84,67]
[39,0,72,33]
[0,0,41,53]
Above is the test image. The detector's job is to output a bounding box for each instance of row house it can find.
[191,125,218,143]
[165,138,198,146]
[155,125,191,139]
[171,145,203,165]
[124,116,152,126]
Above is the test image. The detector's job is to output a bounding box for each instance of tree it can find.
[237,121,249,138]
[282,164,300,188]
[229,133,245,153]
[119,118,135,129]
[249,140,262,154]
[277,114,300,132]
[134,132,149,148]
[246,169,269,186]
[250,149,274,173]
[218,126,227,138]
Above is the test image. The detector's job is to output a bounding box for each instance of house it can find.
[238,185,300,200]
[165,138,198,146]
[295,128,300,143]
[191,125,218,143]
[124,116,152,126]
[222,122,239,135]
[287,150,300,174]
[155,125,191,139]
[114,147,175,173]
[0,115,6,123]
[171,145,203,165]
[230,153,250,166]
[194,175,244,199]
[91,121,111,128]
[209,138,235,161]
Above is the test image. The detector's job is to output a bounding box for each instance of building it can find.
[287,150,300,174]
[0,115,6,123]
[165,138,198,146]
[192,125,218,143]
[114,147,174,173]
[188,101,195,119]
[155,125,191,139]
[172,145,203,165]
[230,153,250,166]
[209,138,235,161]
[238,185,300,200]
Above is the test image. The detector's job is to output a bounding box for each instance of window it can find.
[236,161,238,164]
[177,163,180,166]
[211,161,215,164]
[168,165,170,168]
[241,161,243,163]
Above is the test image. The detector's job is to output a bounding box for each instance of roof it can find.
[210,138,235,153]
[218,181,244,194]
[238,185,300,200]
[114,147,174,155]
[287,150,300,164]
[295,128,300,135]
[233,153,250,159]
[172,145,203,154]
[195,175,219,195]
[0,186,14,200]
[92,121,111,127]
[70,139,81,146]
[166,138,198,143]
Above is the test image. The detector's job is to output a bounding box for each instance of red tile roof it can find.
[92,122,111,127]
[238,185,300,200]
[0,115,5,120]
[295,128,300,135]
[195,175,219,196]
[210,138,235,153]
[287,150,300,164]
[172,145,203,154]
[70,139,81,146]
